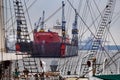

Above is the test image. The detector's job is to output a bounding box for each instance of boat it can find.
[14,1,78,58]
[0,0,78,79]
[32,29,72,57]
[1,0,120,80]
[32,11,77,57]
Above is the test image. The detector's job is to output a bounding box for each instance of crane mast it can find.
[34,11,45,32]
[34,17,41,32]
[40,11,45,31]
[72,9,78,46]
[80,0,116,77]
[62,1,66,43]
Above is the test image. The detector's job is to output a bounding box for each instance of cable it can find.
[67,0,98,41]
[67,0,118,75]
[5,0,37,32]
[9,0,15,35]
[78,0,89,49]
[87,0,97,30]
[23,0,33,33]
[45,7,62,22]
[66,0,72,33]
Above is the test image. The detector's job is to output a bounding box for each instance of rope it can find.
[5,0,37,36]
[87,0,97,30]
[45,7,62,22]
[66,0,73,33]
[9,0,16,37]
[23,0,33,35]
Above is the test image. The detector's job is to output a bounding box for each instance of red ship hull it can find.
[31,31,78,57]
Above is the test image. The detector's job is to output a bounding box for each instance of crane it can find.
[34,11,45,32]
[61,1,66,43]
[34,17,41,32]
[71,9,78,46]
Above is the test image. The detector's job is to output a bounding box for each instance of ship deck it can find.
[1,50,119,80]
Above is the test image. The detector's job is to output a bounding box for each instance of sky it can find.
[4,0,120,45]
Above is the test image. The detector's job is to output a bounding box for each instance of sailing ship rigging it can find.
[1,0,120,80]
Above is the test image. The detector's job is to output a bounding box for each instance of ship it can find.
[32,11,77,57]
[1,0,120,80]
[32,29,73,57]
[14,1,78,58]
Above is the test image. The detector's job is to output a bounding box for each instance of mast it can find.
[0,0,6,53]
[41,11,45,31]
[62,1,66,43]
[72,9,78,46]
